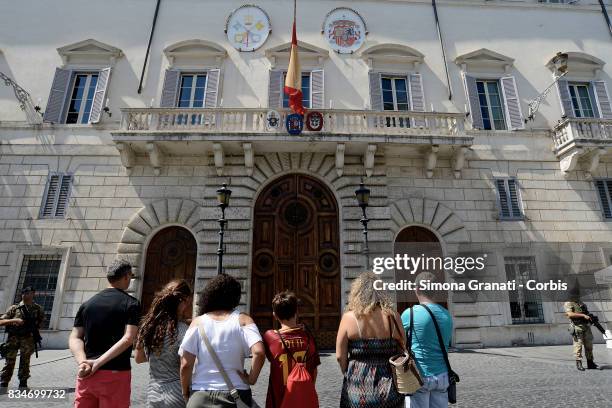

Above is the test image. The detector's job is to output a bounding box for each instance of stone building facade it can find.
[1,0,612,348]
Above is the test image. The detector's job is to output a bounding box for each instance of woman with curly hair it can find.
[336,272,406,408]
[179,273,265,407]
[135,279,193,408]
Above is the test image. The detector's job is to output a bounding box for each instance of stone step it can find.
[454,327,482,344]
[454,342,484,350]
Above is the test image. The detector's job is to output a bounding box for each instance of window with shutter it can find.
[310,69,324,109]
[40,173,73,219]
[268,70,283,108]
[381,76,409,111]
[495,178,523,220]
[477,80,506,130]
[160,69,181,108]
[592,81,612,119]
[368,72,383,111]
[204,68,221,108]
[43,68,72,124]
[178,73,208,108]
[568,83,595,118]
[500,76,525,130]
[463,74,484,129]
[595,179,612,219]
[408,73,426,127]
[556,79,574,118]
[65,73,99,124]
[89,67,112,124]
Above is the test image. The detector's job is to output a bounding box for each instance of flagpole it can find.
[294,0,296,23]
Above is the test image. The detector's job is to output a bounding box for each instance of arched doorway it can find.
[251,174,341,348]
[394,226,447,313]
[142,226,197,314]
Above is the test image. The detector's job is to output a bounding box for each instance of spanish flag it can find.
[284,19,304,115]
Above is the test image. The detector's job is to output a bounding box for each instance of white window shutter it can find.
[408,73,426,127]
[40,174,60,218]
[595,179,612,219]
[43,68,72,124]
[587,83,600,118]
[204,69,221,108]
[55,174,73,217]
[592,81,612,119]
[368,72,383,111]
[160,69,180,108]
[556,79,574,118]
[500,76,525,130]
[310,69,324,109]
[268,70,283,108]
[89,67,111,124]
[463,73,484,129]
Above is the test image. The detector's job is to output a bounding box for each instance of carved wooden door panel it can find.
[251,174,341,348]
[142,226,197,314]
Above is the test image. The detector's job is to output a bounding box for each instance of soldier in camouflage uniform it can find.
[564,290,599,371]
[0,286,45,388]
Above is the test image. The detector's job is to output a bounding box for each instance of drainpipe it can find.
[598,0,612,39]
[432,0,452,100]
[138,0,162,94]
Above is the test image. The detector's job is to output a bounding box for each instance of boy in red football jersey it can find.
[262,291,320,408]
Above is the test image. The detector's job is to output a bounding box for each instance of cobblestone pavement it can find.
[0,345,611,407]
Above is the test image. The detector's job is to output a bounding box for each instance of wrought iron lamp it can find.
[216,183,232,275]
[525,52,569,122]
[354,181,371,270]
[1,71,43,124]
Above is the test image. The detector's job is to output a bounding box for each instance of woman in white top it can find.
[179,274,265,407]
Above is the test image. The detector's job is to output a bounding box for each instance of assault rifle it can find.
[17,304,42,358]
[587,313,606,335]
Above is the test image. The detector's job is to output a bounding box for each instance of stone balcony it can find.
[552,117,612,176]
[111,107,473,177]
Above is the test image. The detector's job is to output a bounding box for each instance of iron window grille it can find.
[505,256,545,324]
[13,254,62,330]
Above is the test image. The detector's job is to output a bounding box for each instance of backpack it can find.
[277,330,319,408]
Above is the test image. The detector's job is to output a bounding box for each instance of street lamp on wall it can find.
[216,183,232,275]
[525,52,569,122]
[354,182,371,270]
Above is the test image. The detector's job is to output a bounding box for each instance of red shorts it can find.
[75,369,131,408]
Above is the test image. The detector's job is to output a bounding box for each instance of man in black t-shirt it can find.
[69,259,141,407]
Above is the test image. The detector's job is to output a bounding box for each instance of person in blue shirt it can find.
[401,272,453,408]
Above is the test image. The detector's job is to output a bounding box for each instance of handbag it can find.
[388,308,424,395]
[421,304,460,405]
[197,324,260,408]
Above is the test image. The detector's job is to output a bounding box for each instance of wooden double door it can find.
[395,226,447,313]
[251,174,341,349]
[142,226,197,315]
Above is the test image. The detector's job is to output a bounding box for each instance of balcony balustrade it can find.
[112,107,472,178]
[552,117,612,175]
[552,117,612,151]
[118,107,466,138]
